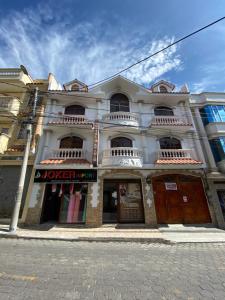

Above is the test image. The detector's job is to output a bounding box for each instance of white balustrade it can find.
[102,112,139,127]
[151,116,191,126]
[102,147,143,167]
[158,149,193,159]
[48,114,88,125]
[0,96,20,115]
[50,148,85,159]
[103,147,143,158]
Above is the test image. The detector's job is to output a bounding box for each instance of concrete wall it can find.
[0,165,32,218]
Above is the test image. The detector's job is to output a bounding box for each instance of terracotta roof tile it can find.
[40,159,90,165]
[155,158,202,165]
[7,145,25,152]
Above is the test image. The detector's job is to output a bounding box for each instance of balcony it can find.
[150,116,193,131]
[102,147,143,167]
[48,114,93,128]
[40,148,91,165]
[102,112,139,128]
[0,96,20,116]
[156,149,202,165]
[0,68,32,85]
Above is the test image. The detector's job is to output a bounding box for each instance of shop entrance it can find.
[152,174,211,224]
[41,183,88,224]
[103,180,144,223]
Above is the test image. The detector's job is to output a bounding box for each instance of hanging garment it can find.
[72,191,81,222]
[67,192,76,223]
[51,184,57,193]
[59,184,64,197]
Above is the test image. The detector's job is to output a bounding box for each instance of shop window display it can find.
[42,183,88,224]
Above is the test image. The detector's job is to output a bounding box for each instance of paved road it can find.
[0,239,225,300]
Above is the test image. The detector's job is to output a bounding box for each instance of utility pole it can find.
[9,87,38,233]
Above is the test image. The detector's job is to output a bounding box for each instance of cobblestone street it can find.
[0,239,225,300]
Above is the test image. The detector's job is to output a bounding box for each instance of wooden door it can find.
[178,176,211,223]
[118,182,144,223]
[153,175,211,224]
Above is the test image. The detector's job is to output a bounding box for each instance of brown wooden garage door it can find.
[152,174,211,224]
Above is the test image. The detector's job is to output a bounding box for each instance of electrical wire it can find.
[87,16,225,87]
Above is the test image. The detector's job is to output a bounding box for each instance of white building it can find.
[24,76,219,228]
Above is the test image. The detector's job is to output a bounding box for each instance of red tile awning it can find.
[40,159,90,165]
[155,158,202,165]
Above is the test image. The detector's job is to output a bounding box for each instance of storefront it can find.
[103,179,145,223]
[34,169,97,224]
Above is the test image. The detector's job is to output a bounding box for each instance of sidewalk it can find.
[1,223,225,243]
[0,223,167,243]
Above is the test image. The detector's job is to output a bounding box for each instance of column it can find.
[141,131,148,163]
[194,107,217,171]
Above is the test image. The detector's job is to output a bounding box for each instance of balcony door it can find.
[65,105,85,115]
[60,136,83,148]
[110,93,130,112]
[159,137,181,149]
[111,137,132,148]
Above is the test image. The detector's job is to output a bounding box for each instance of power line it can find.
[87,16,225,87]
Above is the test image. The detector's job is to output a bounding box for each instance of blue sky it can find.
[0,0,224,92]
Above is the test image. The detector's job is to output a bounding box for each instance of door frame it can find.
[103,179,144,223]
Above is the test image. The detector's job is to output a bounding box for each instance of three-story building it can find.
[24,76,216,227]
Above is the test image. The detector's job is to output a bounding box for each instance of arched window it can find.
[111,137,132,148]
[159,137,181,149]
[159,85,168,93]
[110,93,130,113]
[64,105,85,115]
[154,106,174,116]
[71,84,79,91]
[60,136,83,148]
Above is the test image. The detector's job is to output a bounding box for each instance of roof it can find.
[151,80,175,90]
[155,158,202,165]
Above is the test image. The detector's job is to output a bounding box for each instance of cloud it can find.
[0,4,181,86]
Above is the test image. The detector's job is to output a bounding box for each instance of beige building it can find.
[0,66,57,221]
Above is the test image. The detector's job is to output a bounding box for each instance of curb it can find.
[0,234,173,244]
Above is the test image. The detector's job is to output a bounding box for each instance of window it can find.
[217,190,225,220]
[110,93,130,113]
[159,137,182,149]
[64,105,85,115]
[17,123,27,139]
[111,137,132,148]
[200,105,225,125]
[209,137,225,162]
[60,136,83,148]
[1,128,9,134]
[159,86,168,93]
[154,106,174,116]
[71,84,79,91]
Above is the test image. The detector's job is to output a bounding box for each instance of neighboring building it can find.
[190,93,225,228]
[0,66,55,221]
[24,76,216,227]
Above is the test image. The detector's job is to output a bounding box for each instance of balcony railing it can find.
[102,112,139,127]
[0,69,21,77]
[0,96,20,115]
[48,114,92,126]
[50,148,86,159]
[102,147,143,167]
[157,149,193,159]
[151,116,192,126]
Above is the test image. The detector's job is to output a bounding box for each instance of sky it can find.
[0,0,224,92]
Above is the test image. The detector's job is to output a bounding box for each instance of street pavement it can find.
[0,239,225,299]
